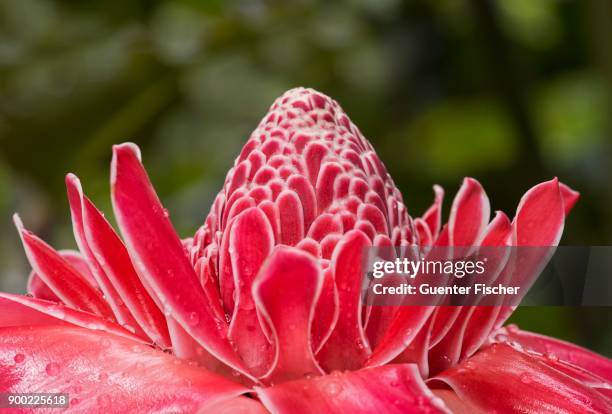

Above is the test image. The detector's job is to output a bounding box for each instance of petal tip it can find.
[12,213,24,233]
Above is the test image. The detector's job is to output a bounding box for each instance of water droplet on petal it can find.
[70,398,79,405]
[45,362,60,376]
[188,312,200,326]
[544,352,558,362]
[326,380,342,396]
[13,353,25,364]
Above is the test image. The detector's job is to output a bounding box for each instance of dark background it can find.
[0,0,610,355]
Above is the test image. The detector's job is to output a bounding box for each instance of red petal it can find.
[448,178,490,246]
[459,211,512,358]
[312,267,339,353]
[68,174,167,344]
[254,247,324,383]
[431,343,612,413]
[429,212,514,373]
[287,175,316,230]
[514,178,564,246]
[66,174,139,331]
[276,190,304,246]
[227,208,274,376]
[81,188,171,347]
[0,293,144,343]
[110,143,251,379]
[317,231,372,371]
[0,325,247,412]
[27,270,59,302]
[256,364,449,414]
[27,250,96,303]
[494,178,566,327]
[493,326,612,382]
[14,215,113,319]
[422,185,444,240]
[559,182,580,215]
[198,397,270,414]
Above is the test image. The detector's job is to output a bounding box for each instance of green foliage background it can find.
[0,0,610,355]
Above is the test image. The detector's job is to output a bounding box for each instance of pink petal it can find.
[0,325,247,412]
[198,397,270,414]
[421,185,444,240]
[68,174,167,344]
[317,230,372,371]
[492,325,612,382]
[0,293,145,343]
[392,319,433,378]
[448,178,490,246]
[429,212,514,373]
[559,182,580,215]
[431,390,477,414]
[287,175,316,230]
[27,250,96,303]
[66,174,139,331]
[254,247,325,384]
[431,343,612,413]
[494,178,566,327]
[256,364,449,414]
[81,190,171,347]
[514,178,565,246]
[27,270,59,302]
[227,208,274,376]
[110,143,251,379]
[459,211,512,359]
[14,215,113,319]
[311,267,339,353]
[414,218,433,246]
[366,301,434,368]
[276,190,304,246]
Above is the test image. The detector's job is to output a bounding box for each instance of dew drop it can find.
[45,362,60,376]
[70,398,79,405]
[544,352,558,362]
[13,353,25,364]
[326,381,342,396]
[188,312,200,326]
[519,373,532,384]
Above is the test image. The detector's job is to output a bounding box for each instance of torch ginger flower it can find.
[1,88,611,413]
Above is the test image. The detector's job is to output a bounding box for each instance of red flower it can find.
[2,88,610,413]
